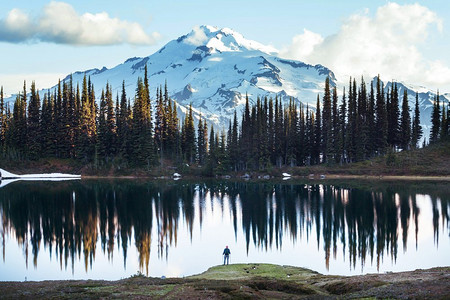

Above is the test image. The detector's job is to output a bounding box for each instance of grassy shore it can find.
[1,140,449,178]
[0,264,448,299]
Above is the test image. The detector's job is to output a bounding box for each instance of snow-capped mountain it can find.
[57,25,336,128]
[5,25,449,135]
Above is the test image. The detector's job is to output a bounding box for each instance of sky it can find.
[0,0,449,96]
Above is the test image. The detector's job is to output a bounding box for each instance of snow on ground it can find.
[0,168,80,179]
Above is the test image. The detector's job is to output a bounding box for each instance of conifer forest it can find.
[0,66,449,174]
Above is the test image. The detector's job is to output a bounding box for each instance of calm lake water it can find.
[0,179,449,281]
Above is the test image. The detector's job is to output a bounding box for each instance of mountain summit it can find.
[177,25,278,55]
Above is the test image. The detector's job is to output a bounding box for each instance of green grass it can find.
[189,263,318,281]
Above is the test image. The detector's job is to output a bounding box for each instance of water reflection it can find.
[0,180,449,278]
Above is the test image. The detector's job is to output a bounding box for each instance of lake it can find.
[0,179,449,281]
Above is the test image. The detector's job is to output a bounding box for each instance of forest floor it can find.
[0,264,449,299]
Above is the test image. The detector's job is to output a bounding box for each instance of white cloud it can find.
[282,29,323,59]
[280,2,450,90]
[185,25,209,46]
[0,1,159,45]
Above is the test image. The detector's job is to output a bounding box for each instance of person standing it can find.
[222,246,231,265]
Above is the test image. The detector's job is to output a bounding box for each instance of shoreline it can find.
[79,174,450,181]
[1,264,448,299]
[316,174,450,181]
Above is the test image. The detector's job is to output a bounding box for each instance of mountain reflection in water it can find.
[0,180,449,280]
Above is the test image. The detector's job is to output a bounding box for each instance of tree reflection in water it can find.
[0,180,448,274]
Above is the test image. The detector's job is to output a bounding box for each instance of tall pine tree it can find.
[411,92,423,148]
[375,76,387,154]
[399,89,411,150]
[27,81,41,159]
[321,77,332,163]
[430,92,441,143]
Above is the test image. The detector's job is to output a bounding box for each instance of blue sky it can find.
[1,0,449,95]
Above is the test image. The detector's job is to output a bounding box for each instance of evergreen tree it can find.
[165,98,175,156]
[440,103,448,140]
[240,94,252,169]
[337,88,347,164]
[250,102,258,168]
[105,83,116,157]
[355,77,367,160]
[163,81,171,154]
[94,83,116,162]
[89,78,97,139]
[97,89,108,160]
[312,95,321,164]
[40,91,54,157]
[203,118,208,163]
[273,96,284,167]
[346,78,357,162]
[430,92,440,143]
[181,104,196,164]
[229,111,239,171]
[73,83,81,156]
[66,75,77,158]
[387,83,400,148]
[11,82,29,156]
[322,77,332,163]
[197,115,206,164]
[297,103,306,165]
[306,107,315,165]
[208,126,216,170]
[331,86,339,163]
[27,81,41,159]
[115,93,120,145]
[447,103,450,137]
[155,86,164,159]
[375,76,387,154]
[267,98,275,166]
[366,83,376,157]
[399,89,411,150]
[77,75,96,161]
[132,75,154,166]
[285,98,298,167]
[217,129,227,171]
[0,87,6,151]
[10,90,27,156]
[411,93,423,148]
[60,80,71,157]
[259,96,270,169]
[117,81,131,160]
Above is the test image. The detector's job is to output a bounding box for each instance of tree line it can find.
[0,70,448,173]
